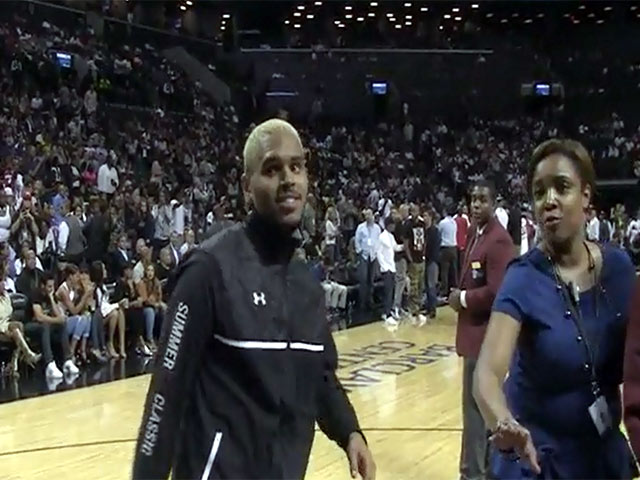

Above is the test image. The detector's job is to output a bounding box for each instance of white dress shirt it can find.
[438,216,458,247]
[460,224,486,309]
[495,207,509,230]
[44,221,69,255]
[586,217,600,242]
[377,229,403,273]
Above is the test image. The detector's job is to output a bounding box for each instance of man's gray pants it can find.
[460,356,489,480]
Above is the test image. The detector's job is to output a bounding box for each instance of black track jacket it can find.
[132,214,362,479]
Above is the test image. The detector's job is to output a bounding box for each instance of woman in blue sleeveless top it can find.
[473,139,638,478]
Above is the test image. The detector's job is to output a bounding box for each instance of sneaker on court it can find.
[45,361,63,379]
[46,375,63,392]
[417,314,427,327]
[384,316,399,326]
[63,359,79,375]
[64,370,80,386]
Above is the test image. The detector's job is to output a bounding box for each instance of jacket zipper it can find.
[281,264,291,344]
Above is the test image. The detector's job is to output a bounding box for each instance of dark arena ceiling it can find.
[157,0,640,45]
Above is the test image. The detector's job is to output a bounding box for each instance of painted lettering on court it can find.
[338,343,455,392]
[337,341,415,369]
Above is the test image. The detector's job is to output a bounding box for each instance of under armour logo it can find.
[253,291,266,306]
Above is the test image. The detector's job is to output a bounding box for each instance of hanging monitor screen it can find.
[371,82,388,95]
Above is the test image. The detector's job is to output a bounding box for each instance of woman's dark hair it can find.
[89,260,104,285]
[40,270,55,286]
[63,263,79,280]
[384,215,396,228]
[527,139,596,196]
[121,262,133,278]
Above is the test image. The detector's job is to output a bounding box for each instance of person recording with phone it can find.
[473,140,637,478]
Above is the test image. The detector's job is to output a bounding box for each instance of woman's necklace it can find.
[546,241,596,291]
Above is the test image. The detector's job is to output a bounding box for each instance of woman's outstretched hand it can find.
[490,418,541,475]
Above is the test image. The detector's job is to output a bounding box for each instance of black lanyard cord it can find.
[547,241,601,397]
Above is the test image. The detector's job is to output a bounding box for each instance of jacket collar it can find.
[246,212,302,264]
[473,215,497,236]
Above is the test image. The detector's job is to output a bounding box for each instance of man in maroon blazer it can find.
[448,180,514,480]
[623,278,640,459]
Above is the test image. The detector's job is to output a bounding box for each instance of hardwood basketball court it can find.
[0,308,463,480]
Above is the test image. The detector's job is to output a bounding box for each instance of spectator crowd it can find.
[0,12,639,387]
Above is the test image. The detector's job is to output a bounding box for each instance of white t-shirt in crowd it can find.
[97,164,119,194]
[495,207,509,230]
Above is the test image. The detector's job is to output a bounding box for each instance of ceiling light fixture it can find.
[222,13,230,19]
[439,25,443,30]
[307,13,314,18]
[186,0,193,5]
[452,7,460,13]
[486,12,494,17]
[405,21,412,25]
[501,18,508,23]
[221,26,226,30]
[420,7,428,12]
[395,23,402,28]
[455,16,462,21]
[604,6,613,11]
[579,4,586,9]
[314,1,322,5]
[444,14,451,19]
[294,23,301,28]
[404,2,412,7]
[334,19,341,25]
[357,16,364,21]
[179,5,186,11]
[338,23,345,28]
[370,1,378,6]
[537,13,545,18]
[368,12,375,17]
[297,5,305,10]
[284,20,290,24]
[524,18,533,24]
[471,3,479,8]
[294,12,301,17]
[597,19,605,23]
[345,14,353,18]
[406,15,413,19]
[345,5,353,10]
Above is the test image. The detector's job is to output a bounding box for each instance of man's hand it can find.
[346,432,376,480]
[448,288,462,312]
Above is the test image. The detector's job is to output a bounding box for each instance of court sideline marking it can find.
[0,427,462,458]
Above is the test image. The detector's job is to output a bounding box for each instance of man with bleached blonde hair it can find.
[133,118,375,480]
